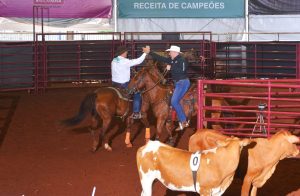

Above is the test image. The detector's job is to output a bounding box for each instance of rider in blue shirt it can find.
[149,45,190,130]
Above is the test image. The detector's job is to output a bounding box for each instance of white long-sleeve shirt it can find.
[111,53,147,83]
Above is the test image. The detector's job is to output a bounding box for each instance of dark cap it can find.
[114,45,128,57]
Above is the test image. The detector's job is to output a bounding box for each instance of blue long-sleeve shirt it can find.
[149,51,188,82]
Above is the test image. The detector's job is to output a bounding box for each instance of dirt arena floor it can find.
[0,87,299,196]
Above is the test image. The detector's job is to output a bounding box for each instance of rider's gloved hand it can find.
[166,64,171,71]
[143,45,150,54]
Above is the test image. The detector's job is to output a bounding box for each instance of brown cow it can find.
[188,129,300,196]
[136,138,253,196]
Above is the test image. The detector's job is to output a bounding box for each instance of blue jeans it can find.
[171,79,190,122]
[133,93,142,113]
[112,81,141,113]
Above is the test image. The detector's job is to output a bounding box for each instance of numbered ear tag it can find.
[190,151,201,172]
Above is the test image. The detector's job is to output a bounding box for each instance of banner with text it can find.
[0,0,112,18]
[118,0,244,18]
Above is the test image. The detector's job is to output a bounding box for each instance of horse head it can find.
[149,64,167,84]
[128,66,166,94]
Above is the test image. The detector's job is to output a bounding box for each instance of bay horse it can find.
[61,87,135,152]
[124,48,200,145]
[126,66,252,145]
[127,66,198,145]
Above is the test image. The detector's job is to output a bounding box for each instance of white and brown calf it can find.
[136,138,252,196]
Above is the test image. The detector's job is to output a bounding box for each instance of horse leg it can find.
[165,120,175,146]
[140,101,151,143]
[101,117,113,151]
[90,116,102,152]
[155,118,165,142]
[140,112,151,143]
[124,117,134,148]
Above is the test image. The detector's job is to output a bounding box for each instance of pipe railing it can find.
[197,79,300,138]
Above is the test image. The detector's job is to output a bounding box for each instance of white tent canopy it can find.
[1,0,300,41]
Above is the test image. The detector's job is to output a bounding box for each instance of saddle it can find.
[167,83,197,122]
[106,86,133,101]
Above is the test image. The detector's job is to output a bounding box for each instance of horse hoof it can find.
[104,143,112,151]
[91,142,99,152]
[126,143,133,148]
[91,147,98,153]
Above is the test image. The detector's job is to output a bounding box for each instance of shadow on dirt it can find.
[0,95,20,147]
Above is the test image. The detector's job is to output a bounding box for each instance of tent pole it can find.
[245,0,249,41]
[114,0,118,32]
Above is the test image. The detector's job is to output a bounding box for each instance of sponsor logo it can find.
[34,0,64,4]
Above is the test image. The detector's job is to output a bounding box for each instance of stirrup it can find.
[131,112,142,119]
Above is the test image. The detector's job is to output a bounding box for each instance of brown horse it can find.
[61,87,135,152]
[126,66,251,144]
[61,49,200,150]
[127,66,198,145]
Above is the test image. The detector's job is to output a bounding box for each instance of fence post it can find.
[296,44,300,79]
[197,80,204,129]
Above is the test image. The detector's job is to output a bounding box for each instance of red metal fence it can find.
[213,42,300,79]
[0,42,35,92]
[1,32,300,93]
[197,79,300,138]
[34,32,122,93]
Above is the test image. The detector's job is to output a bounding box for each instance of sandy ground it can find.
[0,87,299,196]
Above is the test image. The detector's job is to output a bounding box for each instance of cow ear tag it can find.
[190,151,201,171]
[190,151,201,192]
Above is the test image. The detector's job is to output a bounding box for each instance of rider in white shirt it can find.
[111,45,150,119]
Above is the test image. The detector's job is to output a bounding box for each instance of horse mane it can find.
[145,66,172,91]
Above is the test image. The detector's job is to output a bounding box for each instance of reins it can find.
[137,67,169,94]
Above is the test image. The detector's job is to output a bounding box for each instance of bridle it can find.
[129,67,168,94]
[141,68,168,94]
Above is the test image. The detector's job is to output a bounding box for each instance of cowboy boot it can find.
[175,121,189,131]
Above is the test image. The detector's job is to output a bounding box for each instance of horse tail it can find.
[61,92,97,126]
